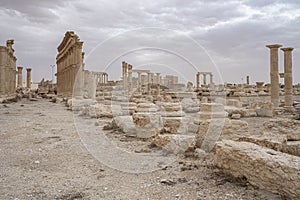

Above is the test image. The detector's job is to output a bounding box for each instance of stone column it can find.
[137,72,142,93]
[266,44,282,107]
[147,72,151,94]
[17,66,23,87]
[26,68,32,89]
[209,73,213,84]
[203,73,207,86]
[281,47,294,108]
[128,65,132,92]
[246,76,250,85]
[196,73,200,89]
[156,73,161,96]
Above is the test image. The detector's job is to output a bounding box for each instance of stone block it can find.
[214,140,300,199]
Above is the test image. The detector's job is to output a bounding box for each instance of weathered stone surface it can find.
[214,140,300,199]
[91,104,113,118]
[263,118,300,141]
[250,102,273,117]
[161,117,182,134]
[231,113,241,119]
[239,133,300,157]
[195,118,248,150]
[226,99,242,108]
[181,98,200,113]
[113,116,136,137]
[152,134,195,154]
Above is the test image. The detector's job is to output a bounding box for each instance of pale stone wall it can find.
[56,31,84,97]
[0,40,17,96]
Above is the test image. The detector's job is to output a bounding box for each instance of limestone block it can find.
[200,103,224,113]
[161,117,182,134]
[214,140,300,199]
[250,102,273,117]
[161,102,182,112]
[91,104,113,118]
[226,99,242,108]
[113,116,136,137]
[132,113,161,138]
[198,111,228,120]
[231,113,241,119]
[196,119,248,150]
[195,118,225,151]
[263,118,300,141]
[152,134,195,154]
[181,98,200,113]
[239,133,300,157]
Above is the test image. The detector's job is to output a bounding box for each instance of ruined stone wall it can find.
[56,31,84,97]
[0,40,17,96]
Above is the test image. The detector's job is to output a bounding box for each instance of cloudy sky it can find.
[0,0,299,84]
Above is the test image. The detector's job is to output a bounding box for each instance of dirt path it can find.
[0,99,285,199]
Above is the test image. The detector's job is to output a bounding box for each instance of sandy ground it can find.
[0,99,286,200]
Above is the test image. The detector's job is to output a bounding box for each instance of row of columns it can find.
[94,72,108,85]
[56,32,84,97]
[0,40,17,96]
[122,61,161,95]
[266,44,294,108]
[196,72,214,89]
[17,66,33,89]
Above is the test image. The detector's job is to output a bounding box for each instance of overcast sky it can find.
[0,0,299,84]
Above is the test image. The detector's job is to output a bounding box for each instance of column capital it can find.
[281,47,294,52]
[17,66,23,70]
[266,44,282,49]
[26,68,32,72]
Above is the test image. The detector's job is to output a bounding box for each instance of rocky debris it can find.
[113,116,136,137]
[250,102,273,117]
[226,99,242,108]
[180,98,200,113]
[133,103,161,138]
[263,118,300,140]
[214,140,300,199]
[198,103,228,120]
[160,102,184,134]
[231,113,241,119]
[194,103,228,152]
[151,134,195,154]
[195,118,249,150]
[90,104,113,118]
[238,118,300,156]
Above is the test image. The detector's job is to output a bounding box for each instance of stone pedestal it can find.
[161,103,184,134]
[195,103,227,152]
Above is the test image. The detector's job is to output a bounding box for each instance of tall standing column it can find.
[26,68,32,89]
[196,73,200,89]
[246,76,250,85]
[203,73,207,86]
[128,64,132,92]
[281,47,294,108]
[147,72,151,94]
[156,73,161,96]
[209,73,213,84]
[137,72,142,94]
[17,66,23,87]
[266,44,282,107]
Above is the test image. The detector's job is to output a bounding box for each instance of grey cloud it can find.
[0,0,299,84]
